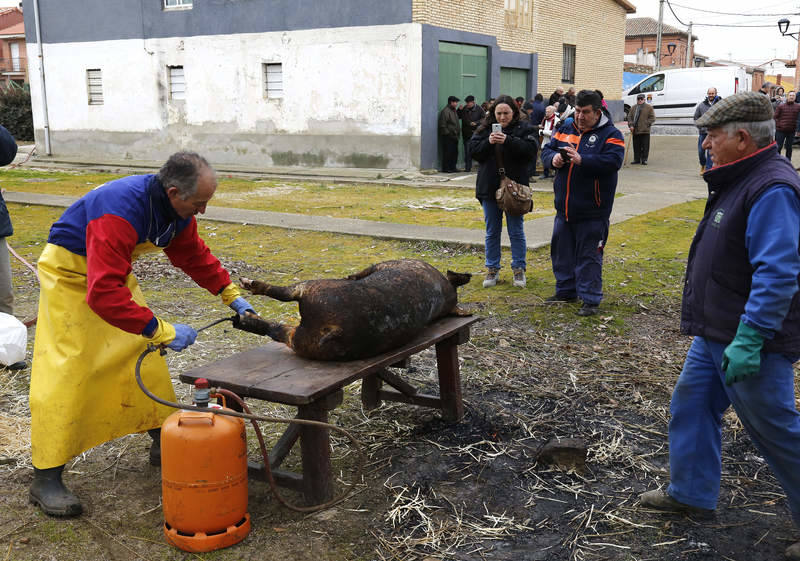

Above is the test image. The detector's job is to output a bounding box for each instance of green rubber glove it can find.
[721,321,765,386]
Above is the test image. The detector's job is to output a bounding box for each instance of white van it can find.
[622,66,752,120]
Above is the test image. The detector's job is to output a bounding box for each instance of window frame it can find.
[163,0,192,10]
[167,65,186,101]
[86,68,103,106]
[504,0,532,30]
[263,62,284,100]
[562,44,576,84]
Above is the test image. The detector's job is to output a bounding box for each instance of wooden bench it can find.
[179,315,480,504]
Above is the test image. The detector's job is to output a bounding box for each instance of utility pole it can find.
[655,0,664,71]
[686,21,693,68]
[795,30,800,93]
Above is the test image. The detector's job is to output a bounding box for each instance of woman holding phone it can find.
[468,94,539,289]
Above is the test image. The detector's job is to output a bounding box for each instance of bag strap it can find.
[494,143,506,178]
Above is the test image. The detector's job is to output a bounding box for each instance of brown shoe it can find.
[639,489,713,517]
[786,541,800,560]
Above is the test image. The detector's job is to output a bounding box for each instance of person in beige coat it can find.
[627,93,656,165]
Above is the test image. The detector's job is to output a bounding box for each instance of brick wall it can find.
[625,34,690,68]
[412,0,628,99]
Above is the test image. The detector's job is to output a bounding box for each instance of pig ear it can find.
[446,270,472,287]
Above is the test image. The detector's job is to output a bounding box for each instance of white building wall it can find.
[27,23,424,168]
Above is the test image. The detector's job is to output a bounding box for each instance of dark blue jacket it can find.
[541,114,624,222]
[468,120,538,201]
[681,143,800,353]
[0,125,17,238]
[530,101,546,128]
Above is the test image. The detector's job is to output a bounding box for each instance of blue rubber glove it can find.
[230,297,255,316]
[721,321,765,386]
[167,323,198,352]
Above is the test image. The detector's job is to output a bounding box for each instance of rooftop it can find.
[626,17,697,40]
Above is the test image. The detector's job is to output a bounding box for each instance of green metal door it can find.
[500,67,528,101]
[438,42,488,169]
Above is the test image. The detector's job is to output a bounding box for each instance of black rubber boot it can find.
[29,465,83,517]
[148,428,161,467]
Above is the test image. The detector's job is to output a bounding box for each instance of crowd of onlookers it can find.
[438,86,612,180]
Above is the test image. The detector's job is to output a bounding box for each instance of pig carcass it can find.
[234,259,471,361]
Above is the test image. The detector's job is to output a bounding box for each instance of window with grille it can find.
[263,63,283,99]
[504,0,532,30]
[168,65,185,100]
[562,44,576,83]
[87,69,103,105]
[163,0,192,9]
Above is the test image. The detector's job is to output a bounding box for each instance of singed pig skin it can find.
[237,259,471,361]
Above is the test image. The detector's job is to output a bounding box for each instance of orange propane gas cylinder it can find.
[160,379,250,552]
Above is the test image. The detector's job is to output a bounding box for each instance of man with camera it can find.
[541,89,625,316]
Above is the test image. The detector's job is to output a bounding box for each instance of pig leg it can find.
[345,264,377,281]
[233,314,295,345]
[240,278,304,302]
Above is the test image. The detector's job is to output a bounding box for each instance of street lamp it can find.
[778,19,800,93]
[779,18,795,37]
[659,43,677,66]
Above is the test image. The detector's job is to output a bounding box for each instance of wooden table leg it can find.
[298,390,343,504]
[435,333,464,422]
[361,373,382,410]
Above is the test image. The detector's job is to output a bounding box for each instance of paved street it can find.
[7,135,710,249]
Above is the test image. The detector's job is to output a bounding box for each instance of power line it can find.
[668,3,800,17]
[665,0,793,28]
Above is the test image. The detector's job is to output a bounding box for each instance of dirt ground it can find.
[1,253,799,561]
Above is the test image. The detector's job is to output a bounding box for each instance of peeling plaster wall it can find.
[28,23,423,168]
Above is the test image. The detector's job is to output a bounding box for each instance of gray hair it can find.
[720,120,775,149]
[157,151,213,200]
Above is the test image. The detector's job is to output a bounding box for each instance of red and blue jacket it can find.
[48,174,232,335]
[541,114,625,222]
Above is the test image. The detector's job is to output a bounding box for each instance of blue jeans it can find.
[481,198,526,270]
[550,215,608,305]
[667,337,800,523]
[698,132,712,170]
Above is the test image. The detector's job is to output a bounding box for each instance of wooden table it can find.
[180,315,480,504]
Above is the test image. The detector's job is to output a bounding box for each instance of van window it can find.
[637,74,665,94]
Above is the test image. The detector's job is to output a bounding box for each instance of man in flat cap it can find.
[627,93,656,165]
[640,91,800,559]
[438,95,461,173]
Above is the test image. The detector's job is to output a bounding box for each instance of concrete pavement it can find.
[6,135,709,249]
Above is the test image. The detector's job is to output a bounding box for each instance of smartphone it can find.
[492,123,502,134]
[559,148,571,162]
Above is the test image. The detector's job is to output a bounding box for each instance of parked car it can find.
[622,66,752,120]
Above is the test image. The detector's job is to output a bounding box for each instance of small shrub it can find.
[0,84,33,141]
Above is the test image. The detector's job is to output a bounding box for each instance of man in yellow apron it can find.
[28,151,256,516]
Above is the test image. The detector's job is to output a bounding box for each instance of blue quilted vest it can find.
[680,143,800,353]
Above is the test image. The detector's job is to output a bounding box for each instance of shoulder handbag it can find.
[494,142,533,216]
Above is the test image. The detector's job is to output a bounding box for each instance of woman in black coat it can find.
[468,94,538,289]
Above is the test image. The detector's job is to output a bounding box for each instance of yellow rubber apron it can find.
[29,243,176,469]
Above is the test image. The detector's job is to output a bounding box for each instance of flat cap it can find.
[695,91,774,128]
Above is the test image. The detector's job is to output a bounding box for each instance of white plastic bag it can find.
[0,312,26,366]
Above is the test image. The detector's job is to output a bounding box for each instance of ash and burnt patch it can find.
[363,310,798,560]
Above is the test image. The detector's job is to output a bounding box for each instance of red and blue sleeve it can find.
[85,214,155,333]
[164,218,232,296]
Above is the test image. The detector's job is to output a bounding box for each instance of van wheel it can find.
[623,105,630,120]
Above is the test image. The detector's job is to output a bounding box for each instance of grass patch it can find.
[1,169,555,229]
